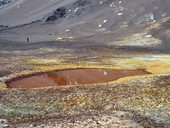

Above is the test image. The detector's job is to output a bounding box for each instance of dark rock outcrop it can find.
[46,7,66,22]
[0,0,11,6]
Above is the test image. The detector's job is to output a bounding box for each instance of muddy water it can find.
[7,69,150,88]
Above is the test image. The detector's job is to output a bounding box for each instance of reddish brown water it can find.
[6,69,150,88]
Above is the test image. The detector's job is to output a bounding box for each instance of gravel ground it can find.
[0,75,169,128]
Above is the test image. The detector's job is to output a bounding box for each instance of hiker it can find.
[27,37,29,42]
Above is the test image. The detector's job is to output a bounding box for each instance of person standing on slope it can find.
[27,37,29,43]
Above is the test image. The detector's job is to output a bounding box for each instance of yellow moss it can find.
[24,58,65,66]
[23,56,115,73]
[0,83,7,89]
[114,55,170,74]
[4,53,168,88]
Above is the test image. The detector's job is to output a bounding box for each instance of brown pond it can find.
[6,69,150,89]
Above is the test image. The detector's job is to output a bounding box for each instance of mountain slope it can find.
[0,0,169,27]
[0,0,169,53]
[0,0,76,26]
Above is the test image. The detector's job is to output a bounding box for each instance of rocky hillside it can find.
[0,0,169,27]
[0,0,12,6]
